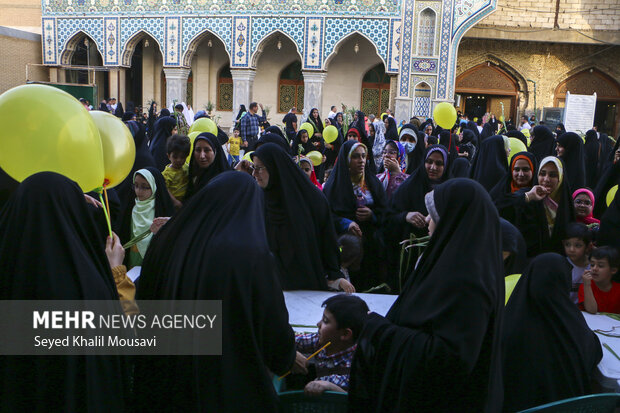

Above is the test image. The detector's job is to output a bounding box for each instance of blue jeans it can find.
[228,154,240,165]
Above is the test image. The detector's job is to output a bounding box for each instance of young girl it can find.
[298,157,323,190]
[291,129,314,157]
[119,167,174,268]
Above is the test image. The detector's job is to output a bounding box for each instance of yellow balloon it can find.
[508,138,527,162]
[187,131,201,163]
[89,111,135,189]
[189,117,218,135]
[300,122,314,137]
[0,84,103,192]
[505,274,522,305]
[242,151,254,162]
[306,151,323,166]
[323,125,338,143]
[607,185,618,207]
[432,102,457,129]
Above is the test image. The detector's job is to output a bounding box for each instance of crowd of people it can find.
[0,97,619,412]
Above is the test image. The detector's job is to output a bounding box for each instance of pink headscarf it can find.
[572,188,600,225]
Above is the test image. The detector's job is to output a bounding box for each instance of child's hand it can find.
[348,222,363,238]
[291,351,308,375]
[304,380,341,397]
[105,232,125,268]
[150,217,170,234]
[582,270,593,286]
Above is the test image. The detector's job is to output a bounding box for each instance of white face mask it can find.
[403,141,416,154]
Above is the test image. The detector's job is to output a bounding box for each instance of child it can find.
[120,167,175,268]
[298,157,322,190]
[162,134,190,209]
[293,295,369,395]
[227,128,241,165]
[291,129,313,158]
[563,222,593,304]
[579,246,620,314]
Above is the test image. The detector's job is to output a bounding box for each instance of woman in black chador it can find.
[134,172,295,412]
[349,178,504,412]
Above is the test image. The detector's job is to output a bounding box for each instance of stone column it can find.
[163,67,191,110]
[142,44,155,108]
[49,67,59,83]
[231,68,256,124]
[108,69,119,100]
[394,97,413,125]
[302,71,327,122]
[388,74,399,114]
[118,68,127,108]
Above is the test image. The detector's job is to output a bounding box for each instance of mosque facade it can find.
[38,0,499,124]
[0,0,618,134]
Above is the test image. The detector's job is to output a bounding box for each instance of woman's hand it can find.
[526,185,549,202]
[105,232,125,268]
[339,278,355,293]
[384,157,401,174]
[356,207,372,222]
[234,160,254,175]
[406,211,427,228]
[84,194,102,208]
[348,222,363,237]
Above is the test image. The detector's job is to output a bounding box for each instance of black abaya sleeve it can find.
[251,255,297,376]
[350,287,501,412]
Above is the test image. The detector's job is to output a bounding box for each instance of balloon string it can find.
[103,184,111,221]
[98,192,113,238]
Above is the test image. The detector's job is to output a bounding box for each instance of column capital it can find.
[230,68,257,82]
[163,67,191,80]
[302,71,327,83]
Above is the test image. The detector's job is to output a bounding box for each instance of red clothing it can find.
[578,281,620,314]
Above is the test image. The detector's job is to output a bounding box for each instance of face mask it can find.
[403,142,416,154]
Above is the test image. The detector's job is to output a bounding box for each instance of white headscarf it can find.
[181,102,194,126]
[131,169,157,257]
[372,120,387,171]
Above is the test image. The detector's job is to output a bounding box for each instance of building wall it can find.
[0,28,46,94]
[478,0,620,31]
[252,37,301,124]
[323,35,383,117]
[0,0,41,34]
[456,38,620,114]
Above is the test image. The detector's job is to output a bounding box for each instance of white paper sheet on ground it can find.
[284,290,397,333]
[581,311,620,391]
[127,266,141,282]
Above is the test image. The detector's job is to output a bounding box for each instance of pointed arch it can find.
[323,31,387,71]
[278,60,304,113]
[250,30,303,68]
[413,81,433,118]
[121,30,164,67]
[59,31,104,65]
[417,8,437,56]
[553,67,620,103]
[182,30,231,67]
[361,64,390,115]
[456,62,521,120]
